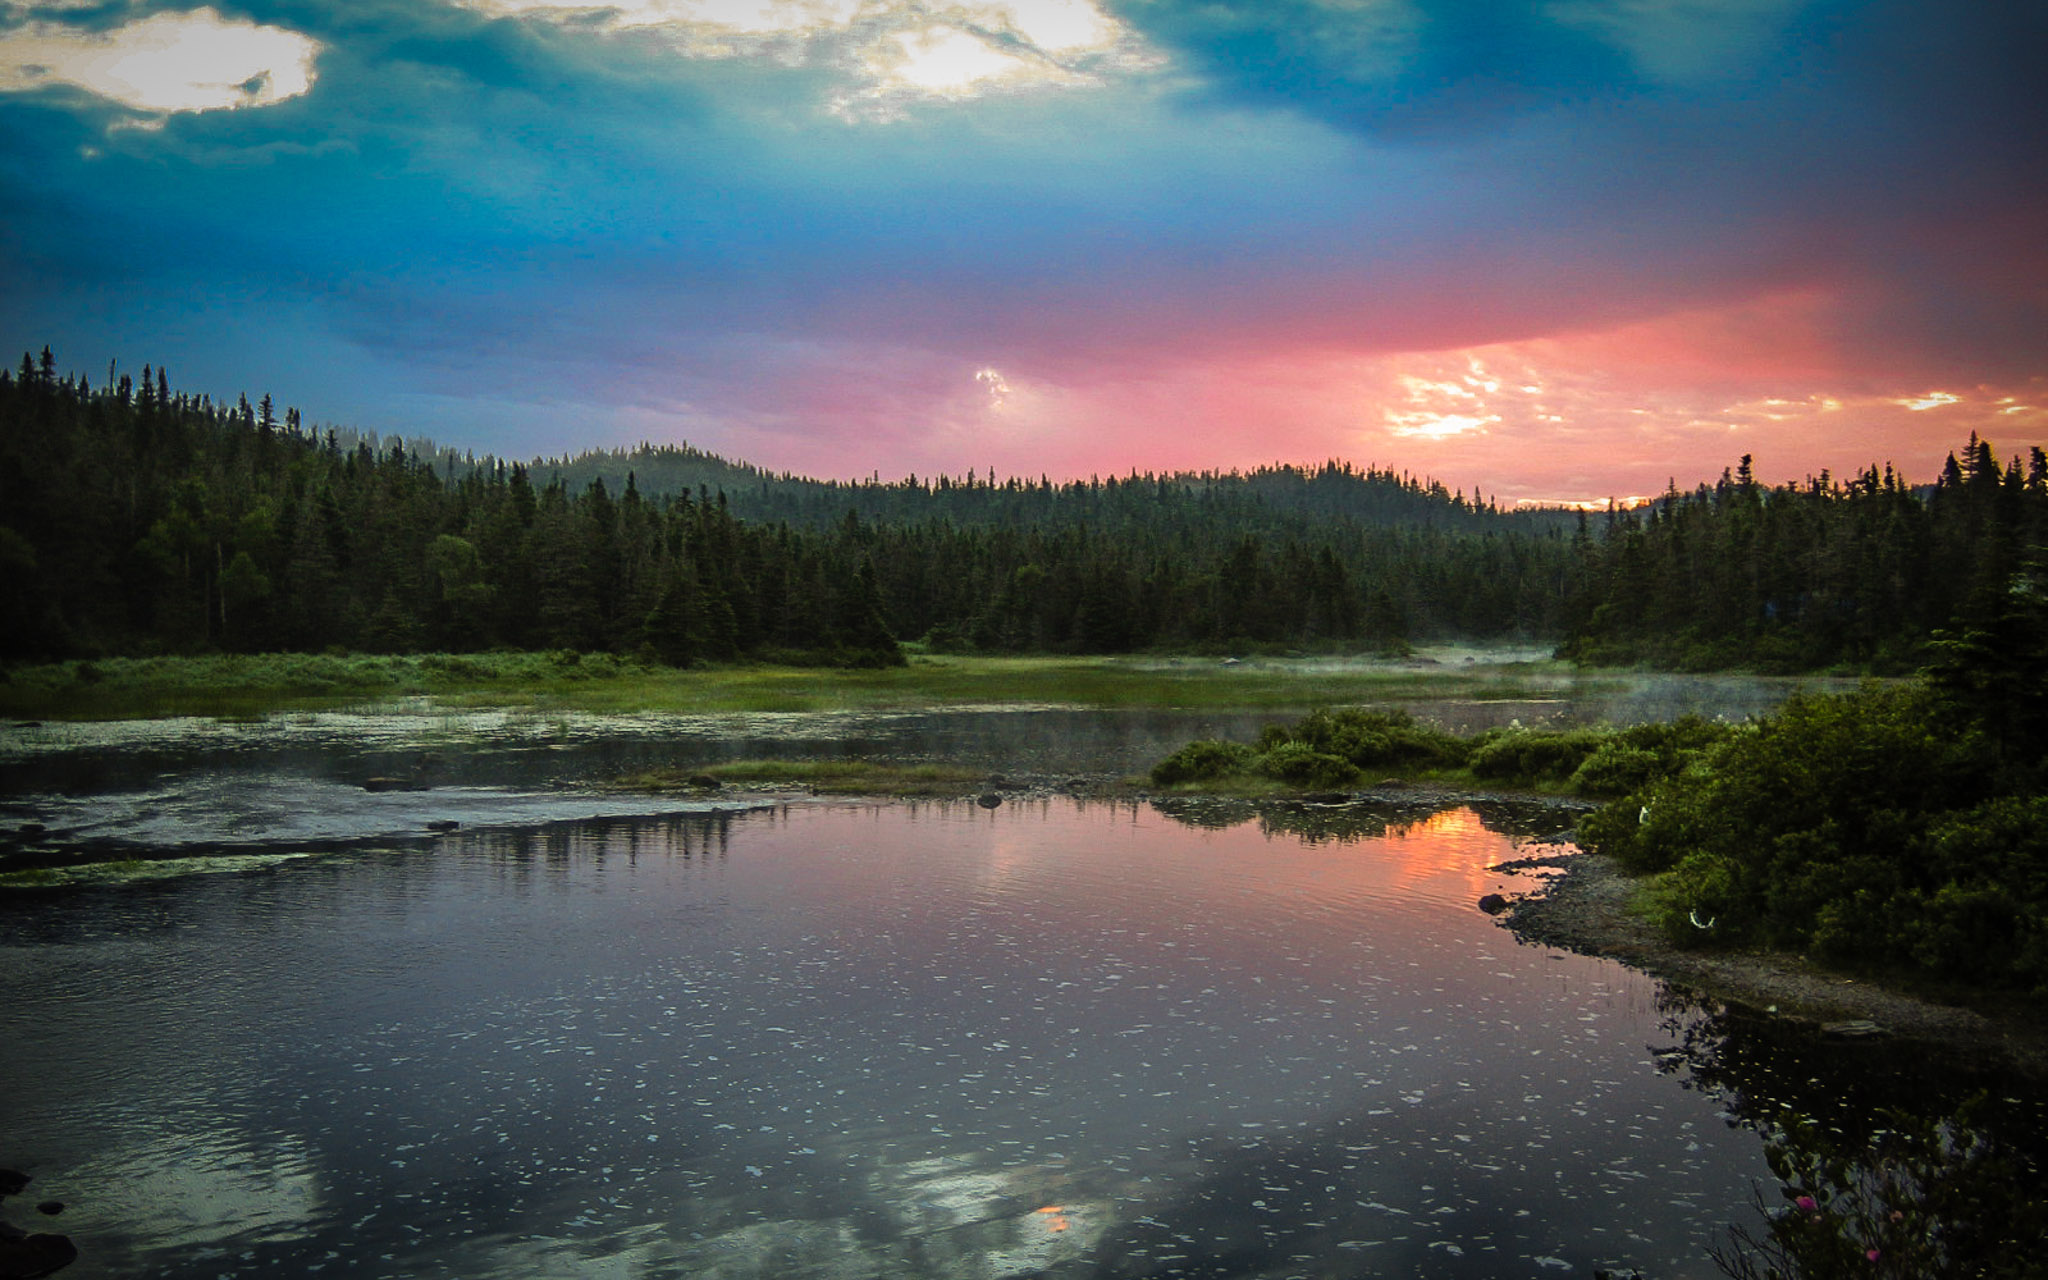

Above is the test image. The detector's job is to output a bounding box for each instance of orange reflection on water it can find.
[1377,805,1516,897]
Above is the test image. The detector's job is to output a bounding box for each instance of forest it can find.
[2,347,2044,671]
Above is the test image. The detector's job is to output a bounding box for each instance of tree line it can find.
[2,347,2041,670]
[1562,443,2048,671]
[0,350,1577,664]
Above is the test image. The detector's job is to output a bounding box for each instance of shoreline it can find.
[1500,848,2048,1075]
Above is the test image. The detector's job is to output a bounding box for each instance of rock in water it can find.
[0,1231,80,1279]
[976,793,1003,809]
[1477,894,1510,915]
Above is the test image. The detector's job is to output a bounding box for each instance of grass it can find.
[0,852,313,889]
[0,648,1599,721]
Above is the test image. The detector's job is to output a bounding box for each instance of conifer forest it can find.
[3,348,2044,671]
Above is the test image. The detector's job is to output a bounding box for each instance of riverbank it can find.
[1502,848,2048,1074]
[0,647,1583,720]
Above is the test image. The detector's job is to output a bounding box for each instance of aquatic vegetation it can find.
[0,649,1584,720]
[1149,706,1717,798]
[1714,1100,2047,1280]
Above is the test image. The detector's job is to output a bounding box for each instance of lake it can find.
[2,695,2035,1279]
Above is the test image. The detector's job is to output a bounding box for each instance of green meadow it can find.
[0,647,1595,721]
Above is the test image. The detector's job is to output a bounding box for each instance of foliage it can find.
[9,349,2040,675]
[1713,1100,2048,1280]
[0,349,1593,667]
[1577,669,2048,989]
[1250,740,1361,789]
[1467,725,1608,783]
[1150,739,1259,786]
[1258,706,1471,771]
[1150,707,1724,796]
[1566,715,1738,794]
[1560,439,2048,673]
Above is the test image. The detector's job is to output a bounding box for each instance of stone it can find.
[1477,894,1510,915]
[31,1207,57,1219]
[976,793,1003,809]
[0,1171,25,1199]
[0,1231,79,1279]
[426,820,460,833]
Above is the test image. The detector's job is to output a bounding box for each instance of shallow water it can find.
[4,796,1779,1279]
[6,684,2006,1279]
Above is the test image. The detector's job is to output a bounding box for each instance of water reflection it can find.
[1,800,1810,1278]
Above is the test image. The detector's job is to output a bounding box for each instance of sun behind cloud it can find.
[443,0,1141,110]
[0,7,320,115]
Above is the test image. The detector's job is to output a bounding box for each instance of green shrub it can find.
[1252,741,1361,790]
[1567,743,1662,795]
[1274,707,1469,770]
[1150,739,1258,786]
[1467,726,1607,783]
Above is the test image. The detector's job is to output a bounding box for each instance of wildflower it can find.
[1795,1195,1818,1212]
[1867,1249,1881,1262]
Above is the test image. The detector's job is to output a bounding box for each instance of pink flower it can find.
[1795,1195,1818,1212]
[1867,1249,1881,1262]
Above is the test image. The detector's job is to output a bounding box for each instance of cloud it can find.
[442,0,1146,110]
[1542,0,1805,83]
[0,7,321,114]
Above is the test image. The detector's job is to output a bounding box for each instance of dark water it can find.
[2,797,1761,1278]
[5,692,2030,1279]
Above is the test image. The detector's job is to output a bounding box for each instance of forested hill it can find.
[1563,444,2048,671]
[0,351,1576,663]
[534,445,1577,538]
[3,348,2041,673]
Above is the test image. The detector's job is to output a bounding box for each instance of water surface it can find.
[6,797,1774,1279]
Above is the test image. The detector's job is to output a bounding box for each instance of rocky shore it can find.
[1500,848,2048,1074]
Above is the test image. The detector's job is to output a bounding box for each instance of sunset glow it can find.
[1,1,2041,500]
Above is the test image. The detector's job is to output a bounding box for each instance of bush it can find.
[1467,726,1607,783]
[1272,707,1469,771]
[1567,743,1662,795]
[1253,741,1361,790]
[1150,739,1257,786]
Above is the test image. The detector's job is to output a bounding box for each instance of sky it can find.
[2,0,2044,504]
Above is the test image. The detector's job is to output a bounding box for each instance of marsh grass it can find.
[0,650,1584,721]
[0,851,315,890]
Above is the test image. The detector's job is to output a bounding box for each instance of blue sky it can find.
[3,0,2044,501]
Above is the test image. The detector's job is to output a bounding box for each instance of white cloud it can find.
[445,0,1145,110]
[0,7,320,114]
[1896,391,1961,412]
[450,0,869,37]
